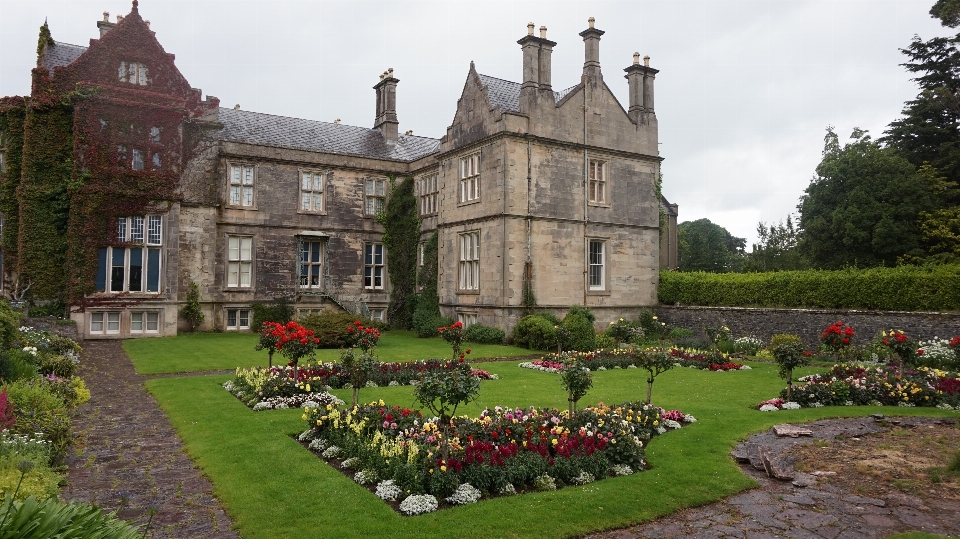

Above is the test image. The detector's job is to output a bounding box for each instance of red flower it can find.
[918,349,924,355]
[466,349,472,354]
[842,338,849,344]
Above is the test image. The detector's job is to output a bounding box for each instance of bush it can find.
[566,305,596,323]
[512,315,557,351]
[464,324,505,345]
[770,333,803,350]
[35,353,78,379]
[250,298,296,330]
[0,349,37,383]
[673,336,711,350]
[659,265,960,311]
[412,310,453,339]
[595,333,616,350]
[638,309,669,341]
[563,313,597,352]
[299,311,384,349]
[3,379,71,462]
[0,303,21,350]
[0,495,143,538]
[26,300,66,318]
[0,431,59,501]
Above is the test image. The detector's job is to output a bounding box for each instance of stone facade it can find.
[0,5,676,338]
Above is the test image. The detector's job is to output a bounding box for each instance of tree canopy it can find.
[677,218,745,272]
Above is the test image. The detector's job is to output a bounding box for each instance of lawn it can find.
[135,336,959,539]
[124,330,534,374]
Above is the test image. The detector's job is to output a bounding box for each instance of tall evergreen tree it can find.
[677,218,745,272]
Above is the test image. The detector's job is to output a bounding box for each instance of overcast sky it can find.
[0,0,951,247]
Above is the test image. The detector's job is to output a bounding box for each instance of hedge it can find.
[658,265,960,311]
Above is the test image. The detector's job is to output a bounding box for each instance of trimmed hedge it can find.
[658,265,960,311]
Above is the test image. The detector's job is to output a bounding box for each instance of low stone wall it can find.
[23,316,80,341]
[655,306,960,349]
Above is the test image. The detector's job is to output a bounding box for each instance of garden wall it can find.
[655,306,960,349]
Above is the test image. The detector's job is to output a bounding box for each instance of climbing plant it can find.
[0,98,27,271]
[378,176,419,329]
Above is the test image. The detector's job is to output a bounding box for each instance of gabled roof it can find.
[41,41,87,72]
[477,74,579,113]
[217,108,440,163]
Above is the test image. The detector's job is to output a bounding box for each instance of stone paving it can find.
[62,341,238,539]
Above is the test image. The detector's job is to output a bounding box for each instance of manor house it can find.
[0,2,677,338]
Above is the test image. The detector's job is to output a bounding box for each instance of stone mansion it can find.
[0,2,678,338]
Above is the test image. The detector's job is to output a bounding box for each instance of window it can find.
[589,160,606,204]
[131,311,160,333]
[227,236,253,288]
[368,309,385,322]
[588,240,605,290]
[229,164,255,207]
[152,153,162,169]
[299,240,323,288]
[90,312,121,335]
[460,153,480,202]
[365,179,385,215]
[96,215,163,293]
[150,127,161,143]
[459,231,480,290]
[301,171,324,212]
[457,312,478,328]
[364,243,384,289]
[226,308,251,330]
[118,61,147,85]
[132,149,144,171]
[418,242,425,267]
[418,173,438,215]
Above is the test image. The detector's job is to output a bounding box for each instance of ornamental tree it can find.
[414,360,480,460]
[820,321,855,362]
[559,358,593,415]
[438,321,469,362]
[260,321,320,378]
[881,329,918,374]
[772,341,808,402]
[633,348,675,404]
[340,321,382,406]
[254,321,283,368]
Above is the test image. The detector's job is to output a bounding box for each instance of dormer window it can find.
[118,61,147,85]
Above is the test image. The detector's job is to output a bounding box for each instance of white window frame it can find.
[368,308,385,322]
[589,159,606,204]
[130,311,160,334]
[457,312,478,328]
[300,171,325,213]
[588,239,606,291]
[418,173,438,216]
[90,312,121,335]
[458,231,480,291]
[299,239,324,289]
[460,153,480,203]
[118,61,148,85]
[364,243,385,290]
[365,178,386,215]
[227,235,253,288]
[225,308,251,330]
[105,215,163,294]
[228,163,256,208]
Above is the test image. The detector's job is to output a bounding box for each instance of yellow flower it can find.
[302,414,307,420]
[306,384,311,392]
[440,465,447,472]
[429,469,434,474]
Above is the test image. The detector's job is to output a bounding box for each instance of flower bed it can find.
[300,399,695,514]
[227,360,497,409]
[519,348,746,373]
[758,362,960,410]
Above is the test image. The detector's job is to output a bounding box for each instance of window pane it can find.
[375,180,384,196]
[228,262,239,287]
[91,313,104,332]
[147,312,159,331]
[366,179,375,196]
[240,237,252,260]
[313,193,322,211]
[146,248,161,292]
[131,216,144,243]
[240,262,251,287]
[131,312,143,331]
[117,218,127,242]
[132,149,144,170]
[228,236,239,260]
[96,248,108,291]
[148,216,162,245]
[152,153,161,168]
[302,174,311,190]
[243,167,254,185]
[313,175,321,190]
[230,186,240,205]
[231,166,241,184]
[301,193,311,210]
[128,248,143,292]
[227,310,237,328]
[239,310,249,328]
[111,247,126,292]
[243,187,253,206]
[107,312,120,332]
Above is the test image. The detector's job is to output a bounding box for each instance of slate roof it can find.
[42,41,87,72]
[217,108,440,162]
[477,74,579,113]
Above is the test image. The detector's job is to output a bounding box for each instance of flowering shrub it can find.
[261,321,321,371]
[733,336,764,356]
[304,398,694,509]
[399,494,438,515]
[606,318,636,345]
[917,338,960,370]
[438,321,468,362]
[559,358,593,414]
[880,329,917,370]
[820,321,855,361]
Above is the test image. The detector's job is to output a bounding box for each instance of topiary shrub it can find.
[563,313,597,352]
[512,315,557,351]
[464,324,505,345]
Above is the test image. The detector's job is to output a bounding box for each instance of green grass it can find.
[123,330,534,375]
[140,350,960,539]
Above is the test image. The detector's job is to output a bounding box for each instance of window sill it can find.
[298,210,327,216]
[587,289,611,296]
[222,287,254,292]
[457,199,481,207]
[224,205,258,211]
[588,202,611,208]
[456,289,480,295]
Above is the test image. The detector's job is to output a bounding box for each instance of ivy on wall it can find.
[0,98,27,271]
[379,177,419,329]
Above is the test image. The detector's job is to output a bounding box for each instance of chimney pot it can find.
[588,17,595,28]
[539,26,547,39]
[527,22,534,36]
[116,14,123,22]
[633,52,640,65]
[145,20,150,28]
[103,12,109,22]
[405,130,413,135]
[644,55,650,67]
[335,118,341,124]
[388,67,394,75]
[234,104,240,110]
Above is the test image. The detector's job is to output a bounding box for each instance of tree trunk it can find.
[646,377,653,404]
[351,387,358,408]
[268,349,274,369]
[786,369,792,402]
[568,391,575,416]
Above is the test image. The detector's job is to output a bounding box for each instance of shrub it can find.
[411,309,452,339]
[0,432,59,501]
[464,324,505,345]
[0,495,143,538]
[595,333,616,350]
[566,305,595,323]
[0,303,20,350]
[26,300,66,318]
[562,313,596,352]
[35,353,78,379]
[299,311,381,349]
[181,281,205,331]
[770,333,802,350]
[0,349,36,384]
[250,297,296,330]
[513,315,557,351]
[3,379,71,462]
[638,309,669,341]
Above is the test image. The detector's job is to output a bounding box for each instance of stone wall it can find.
[655,305,960,348]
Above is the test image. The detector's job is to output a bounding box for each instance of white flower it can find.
[611,464,634,476]
[656,426,667,434]
[739,365,752,370]
[534,474,557,491]
[297,429,315,442]
[365,381,378,388]
[597,366,607,371]
[252,402,272,411]
[627,364,638,369]
[399,494,438,515]
[375,480,402,501]
[663,419,682,430]
[354,469,377,485]
[321,445,342,459]
[809,402,824,408]
[445,483,482,505]
[571,471,595,485]
[683,414,697,423]
[759,404,780,412]
[499,483,517,496]
[388,381,400,387]
[308,438,328,452]
[781,402,801,410]
[341,457,359,469]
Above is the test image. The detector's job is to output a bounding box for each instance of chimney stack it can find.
[579,17,604,81]
[98,11,116,37]
[623,53,658,123]
[517,22,557,111]
[373,68,399,141]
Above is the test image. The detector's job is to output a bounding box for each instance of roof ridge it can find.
[477,73,520,85]
[220,107,367,130]
[52,40,87,50]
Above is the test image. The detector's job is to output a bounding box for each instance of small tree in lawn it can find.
[414,322,480,459]
[264,321,320,380]
[880,329,917,376]
[820,321,855,362]
[559,357,593,415]
[180,282,205,331]
[340,320,382,407]
[254,321,283,368]
[633,348,674,404]
[773,341,807,402]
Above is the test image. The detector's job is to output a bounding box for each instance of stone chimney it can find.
[623,53,658,123]
[579,17,604,81]
[517,23,557,111]
[98,11,116,37]
[373,68,399,141]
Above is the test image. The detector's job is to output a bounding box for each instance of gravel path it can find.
[62,341,238,539]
